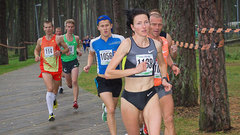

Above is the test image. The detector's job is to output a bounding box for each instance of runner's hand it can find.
[55,51,61,56]
[66,51,71,56]
[172,65,180,76]
[162,80,172,92]
[135,61,147,73]
[35,56,40,62]
[77,51,82,56]
[83,65,91,73]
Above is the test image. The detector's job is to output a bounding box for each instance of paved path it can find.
[0,52,126,135]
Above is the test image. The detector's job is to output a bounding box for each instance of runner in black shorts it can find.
[105,9,172,135]
[95,76,122,97]
[61,19,82,109]
[83,15,125,135]
[62,58,79,74]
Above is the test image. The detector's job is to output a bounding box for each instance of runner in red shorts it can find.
[34,21,69,121]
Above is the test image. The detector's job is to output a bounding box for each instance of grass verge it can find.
[0,58,35,75]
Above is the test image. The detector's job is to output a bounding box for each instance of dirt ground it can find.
[175,96,240,134]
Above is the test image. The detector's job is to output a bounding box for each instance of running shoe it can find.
[53,99,58,109]
[140,128,144,135]
[59,88,63,94]
[48,113,55,121]
[143,123,148,135]
[101,103,107,122]
[73,101,78,109]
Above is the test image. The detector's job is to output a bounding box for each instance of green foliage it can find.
[0,58,35,75]
[27,44,36,58]
[8,44,36,59]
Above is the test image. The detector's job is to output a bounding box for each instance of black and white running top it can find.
[122,37,157,77]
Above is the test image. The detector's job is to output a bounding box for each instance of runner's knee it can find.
[164,115,174,127]
[72,79,78,86]
[67,83,72,88]
[106,106,115,115]
[47,86,54,92]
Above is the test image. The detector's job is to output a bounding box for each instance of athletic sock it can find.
[104,107,107,113]
[52,92,56,101]
[46,92,54,115]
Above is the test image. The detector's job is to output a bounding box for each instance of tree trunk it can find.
[96,0,105,18]
[25,0,31,59]
[48,0,53,22]
[160,0,198,106]
[0,0,8,65]
[197,0,231,132]
[80,0,84,38]
[18,0,27,61]
[112,0,125,35]
[74,0,79,35]
[53,0,59,27]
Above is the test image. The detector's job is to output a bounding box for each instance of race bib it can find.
[154,62,161,78]
[69,46,74,55]
[100,50,113,65]
[135,54,154,76]
[44,46,54,57]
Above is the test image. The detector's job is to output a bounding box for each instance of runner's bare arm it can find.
[58,36,69,55]
[83,51,95,73]
[105,38,146,79]
[167,33,177,59]
[166,54,180,76]
[155,40,172,91]
[34,38,42,62]
[75,36,82,56]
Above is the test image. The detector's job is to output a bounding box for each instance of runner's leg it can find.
[100,92,118,135]
[160,94,176,135]
[121,98,140,135]
[143,94,161,135]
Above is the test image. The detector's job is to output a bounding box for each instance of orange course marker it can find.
[176,41,179,46]
[216,28,223,33]
[208,28,214,33]
[201,28,207,33]
[234,29,240,33]
[194,44,199,50]
[180,42,184,47]
[225,28,232,33]
[189,43,194,49]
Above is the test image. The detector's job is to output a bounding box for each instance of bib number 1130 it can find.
[136,54,154,76]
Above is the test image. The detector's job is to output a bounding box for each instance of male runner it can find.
[83,15,124,135]
[55,27,64,94]
[148,12,180,135]
[34,21,69,121]
[61,19,82,109]
[150,9,178,59]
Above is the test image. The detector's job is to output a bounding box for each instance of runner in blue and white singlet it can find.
[83,15,125,135]
[90,34,124,75]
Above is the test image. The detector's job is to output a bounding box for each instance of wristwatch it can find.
[162,77,168,82]
[171,63,177,68]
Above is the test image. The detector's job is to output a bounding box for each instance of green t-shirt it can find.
[61,34,78,62]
